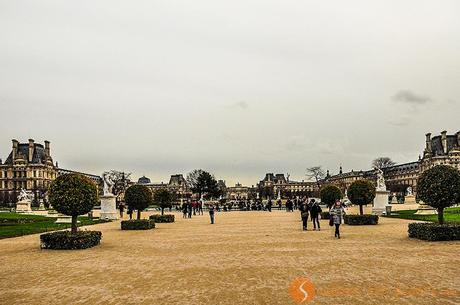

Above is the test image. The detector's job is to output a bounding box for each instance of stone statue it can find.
[102,171,115,196]
[375,167,387,191]
[406,186,413,196]
[17,189,33,202]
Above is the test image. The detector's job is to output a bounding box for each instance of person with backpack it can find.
[299,202,310,231]
[310,199,322,231]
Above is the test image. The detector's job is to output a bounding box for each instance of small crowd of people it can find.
[118,196,347,237]
[298,199,346,238]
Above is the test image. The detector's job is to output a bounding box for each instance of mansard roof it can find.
[4,143,51,165]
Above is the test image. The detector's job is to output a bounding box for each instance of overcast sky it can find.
[1,0,459,186]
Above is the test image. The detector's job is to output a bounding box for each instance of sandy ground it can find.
[0,210,459,305]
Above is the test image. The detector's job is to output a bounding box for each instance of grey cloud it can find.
[392,90,432,105]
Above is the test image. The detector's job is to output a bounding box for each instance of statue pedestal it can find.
[16,200,32,213]
[415,204,438,215]
[100,195,118,220]
[405,195,416,205]
[372,190,390,215]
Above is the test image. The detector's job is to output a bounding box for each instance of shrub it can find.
[125,185,152,220]
[417,165,460,224]
[121,219,155,230]
[408,222,460,241]
[344,215,379,225]
[40,230,102,250]
[347,180,376,215]
[153,188,173,215]
[320,211,330,219]
[48,174,98,234]
[320,185,342,208]
[149,214,175,223]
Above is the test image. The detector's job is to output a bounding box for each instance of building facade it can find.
[258,173,316,199]
[323,130,460,196]
[0,139,102,206]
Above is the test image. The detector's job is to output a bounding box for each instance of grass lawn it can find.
[385,206,460,223]
[0,212,106,239]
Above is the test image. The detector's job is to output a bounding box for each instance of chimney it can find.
[12,139,19,159]
[44,140,50,156]
[441,131,447,154]
[28,139,35,162]
[425,133,432,153]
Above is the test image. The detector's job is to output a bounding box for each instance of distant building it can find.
[258,173,316,199]
[227,183,250,200]
[0,139,102,205]
[323,130,460,196]
[138,176,151,184]
[136,174,191,200]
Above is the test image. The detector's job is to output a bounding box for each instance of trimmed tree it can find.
[417,165,460,224]
[48,174,98,234]
[125,185,152,219]
[153,188,172,215]
[348,180,376,215]
[320,184,342,208]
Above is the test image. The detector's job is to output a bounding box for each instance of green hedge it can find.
[121,220,155,230]
[344,215,379,225]
[40,230,102,250]
[320,212,330,219]
[149,214,175,223]
[408,223,460,241]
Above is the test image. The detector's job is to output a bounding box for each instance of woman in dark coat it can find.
[330,200,345,238]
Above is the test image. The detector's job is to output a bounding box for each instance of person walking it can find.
[119,203,125,219]
[209,205,215,224]
[330,200,345,238]
[310,199,322,231]
[127,205,133,220]
[187,202,193,218]
[299,202,309,231]
[182,202,188,218]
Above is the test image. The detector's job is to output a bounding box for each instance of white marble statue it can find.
[375,167,387,191]
[406,186,413,196]
[102,171,115,196]
[17,189,33,202]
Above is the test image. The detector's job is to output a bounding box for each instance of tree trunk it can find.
[71,215,78,234]
[359,205,364,215]
[137,210,141,220]
[161,207,164,215]
[438,208,444,225]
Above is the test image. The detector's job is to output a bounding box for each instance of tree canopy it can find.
[125,184,152,219]
[153,188,173,215]
[372,157,396,169]
[347,180,376,215]
[186,169,221,199]
[320,184,342,208]
[48,174,98,234]
[417,165,460,224]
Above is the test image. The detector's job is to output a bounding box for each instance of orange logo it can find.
[289,277,316,304]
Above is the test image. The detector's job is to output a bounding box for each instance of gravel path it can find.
[0,210,459,305]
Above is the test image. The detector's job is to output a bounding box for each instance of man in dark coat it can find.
[299,202,310,231]
[310,199,322,231]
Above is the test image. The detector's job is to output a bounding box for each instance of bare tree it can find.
[372,157,396,169]
[105,170,131,196]
[306,166,326,188]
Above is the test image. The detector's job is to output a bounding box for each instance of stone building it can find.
[0,139,102,205]
[323,130,460,196]
[137,174,191,200]
[227,183,251,200]
[258,173,316,199]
